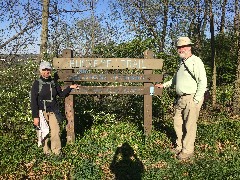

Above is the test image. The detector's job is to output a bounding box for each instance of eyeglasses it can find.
[177,45,191,49]
[42,68,51,71]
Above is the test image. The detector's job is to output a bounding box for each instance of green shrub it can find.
[0,60,38,135]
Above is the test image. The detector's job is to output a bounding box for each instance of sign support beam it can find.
[144,50,153,136]
[63,49,75,143]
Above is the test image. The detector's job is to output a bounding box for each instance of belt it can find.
[181,93,191,96]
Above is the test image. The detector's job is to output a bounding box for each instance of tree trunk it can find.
[220,0,227,33]
[232,0,240,116]
[209,0,217,108]
[188,0,207,56]
[161,0,169,51]
[201,0,208,36]
[39,0,50,61]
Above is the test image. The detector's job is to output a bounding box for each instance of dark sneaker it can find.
[177,152,194,160]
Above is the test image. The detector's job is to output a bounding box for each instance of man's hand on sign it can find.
[155,83,164,88]
[70,84,80,89]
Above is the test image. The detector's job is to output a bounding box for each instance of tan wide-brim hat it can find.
[176,37,194,47]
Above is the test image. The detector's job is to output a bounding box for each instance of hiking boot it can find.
[170,148,181,155]
[177,152,194,160]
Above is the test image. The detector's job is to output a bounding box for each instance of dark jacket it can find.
[30,76,72,118]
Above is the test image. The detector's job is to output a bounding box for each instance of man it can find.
[155,37,207,160]
[31,61,79,155]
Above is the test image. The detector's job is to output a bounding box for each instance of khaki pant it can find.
[42,111,61,155]
[173,94,203,154]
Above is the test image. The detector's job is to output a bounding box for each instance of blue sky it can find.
[0,0,128,54]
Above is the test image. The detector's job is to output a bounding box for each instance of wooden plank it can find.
[56,72,163,82]
[53,57,163,69]
[69,86,162,95]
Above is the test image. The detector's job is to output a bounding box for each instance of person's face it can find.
[40,68,51,79]
[177,45,192,59]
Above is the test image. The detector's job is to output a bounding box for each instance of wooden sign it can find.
[56,49,164,142]
[53,57,163,69]
[56,71,163,83]
[70,86,162,95]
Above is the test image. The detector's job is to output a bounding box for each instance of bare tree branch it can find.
[130,0,163,50]
[60,8,92,13]
[0,20,40,49]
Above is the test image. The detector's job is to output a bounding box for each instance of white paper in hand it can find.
[38,110,49,147]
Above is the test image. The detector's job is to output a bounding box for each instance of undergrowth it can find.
[1,116,240,179]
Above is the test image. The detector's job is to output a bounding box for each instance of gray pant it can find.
[174,94,203,154]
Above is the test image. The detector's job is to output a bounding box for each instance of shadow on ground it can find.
[110,142,144,180]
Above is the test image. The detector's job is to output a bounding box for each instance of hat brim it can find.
[176,43,194,47]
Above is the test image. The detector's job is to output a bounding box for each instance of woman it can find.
[30,61,79,155]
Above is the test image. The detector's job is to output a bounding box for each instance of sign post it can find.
[144,50,153,135]
[62,49,75,143]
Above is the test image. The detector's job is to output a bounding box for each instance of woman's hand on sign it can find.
[70,84,80,89]
[155,83,164,88]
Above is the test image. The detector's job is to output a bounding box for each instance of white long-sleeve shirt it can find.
[163,55,207,102]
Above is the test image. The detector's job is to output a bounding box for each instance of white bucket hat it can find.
[39,61,52,71]
[176,37,194,47]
